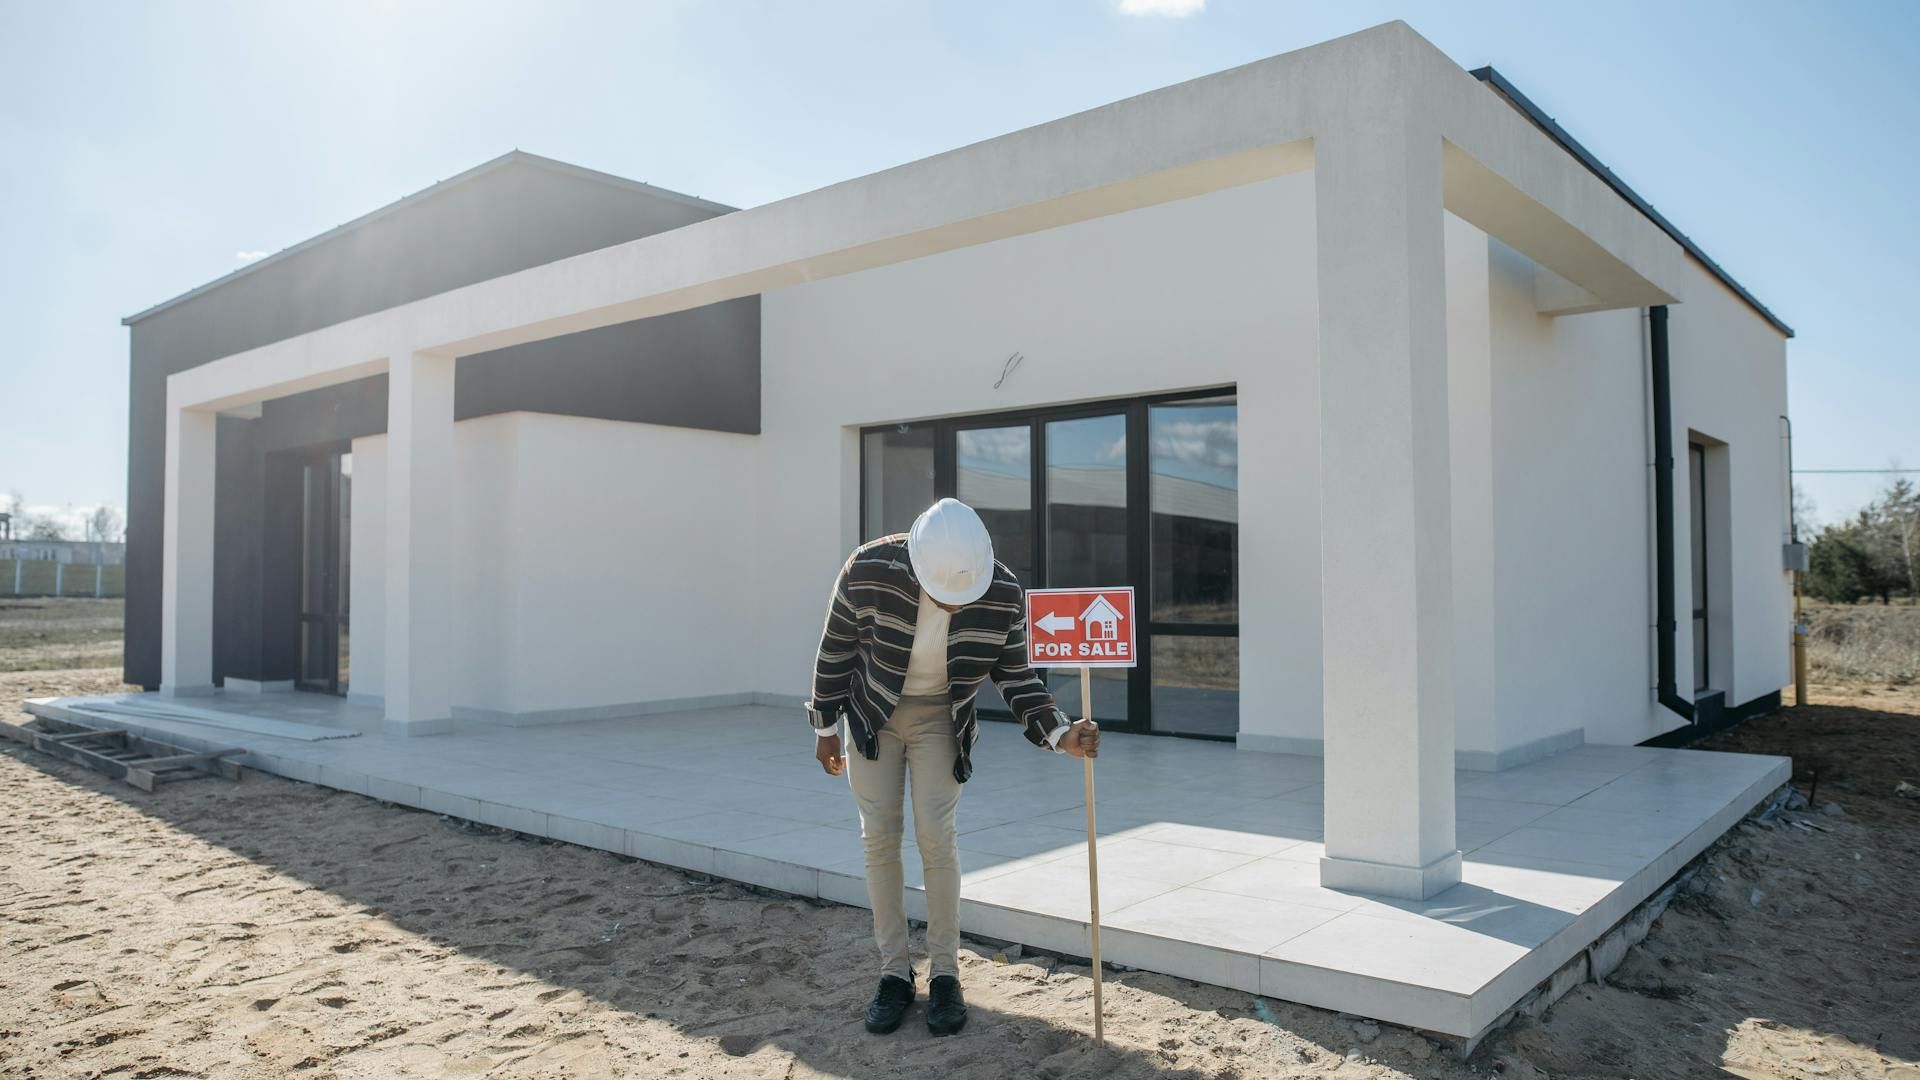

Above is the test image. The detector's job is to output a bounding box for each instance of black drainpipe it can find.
[1649,305,1695,722]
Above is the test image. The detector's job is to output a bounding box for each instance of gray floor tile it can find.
[41,688,1785,1041]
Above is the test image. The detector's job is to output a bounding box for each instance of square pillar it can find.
[383,349,455,735]
[1313,118,1462,899]
[160,401,216,696]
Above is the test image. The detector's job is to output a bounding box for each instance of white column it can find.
[161,402,216,696]
[1313,116,1461,899]
[383,349,456,735]
[1446,215,1498,767]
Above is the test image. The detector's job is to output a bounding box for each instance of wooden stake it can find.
[1081,664,1104,1046]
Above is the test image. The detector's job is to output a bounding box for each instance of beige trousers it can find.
[845,694,963,982]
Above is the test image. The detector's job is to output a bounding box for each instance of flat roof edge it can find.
[1469,66,1793,339]
[122,150,735,327]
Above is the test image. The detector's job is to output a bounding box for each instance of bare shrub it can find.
[1804,599,1920,685]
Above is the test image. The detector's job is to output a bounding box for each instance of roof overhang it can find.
[165,22,1726,415]
[1470,66,1791,338]
[123,150,735,327]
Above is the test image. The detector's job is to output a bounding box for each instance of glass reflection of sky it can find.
[1047,415,1125,472]
[1151,403,1236,491]
[957,426,1029,477]
[954,403,1237,492]
[957,426,1031,514]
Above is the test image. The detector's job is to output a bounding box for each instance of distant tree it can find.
[84,506,124,561]
[1807,474,1919,604]
[1805,523,1876,603]
[22,514,72,541]
[1871,476,1919,600]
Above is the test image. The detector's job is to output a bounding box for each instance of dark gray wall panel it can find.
[260,454,305,682]
[457,298,761,434]
[257,378,389,453]
[212,417,265,682]
[126,158,759,688]
[209,380,385,686]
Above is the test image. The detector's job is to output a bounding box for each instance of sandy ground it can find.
[2,665,1916,1078]
[0,599,124,674]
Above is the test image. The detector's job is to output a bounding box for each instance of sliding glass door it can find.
[956,423,1034,715]
[859,389,1238,738]
[956,424,1034,585]
[1042,412,1130,725]
[1146,396,1238,736]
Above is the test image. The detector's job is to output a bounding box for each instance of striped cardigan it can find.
[806,535,1066,783]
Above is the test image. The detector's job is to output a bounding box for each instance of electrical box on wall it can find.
[1783,542,1809,572]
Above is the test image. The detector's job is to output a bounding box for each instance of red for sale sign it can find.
[1025,587,1137,668]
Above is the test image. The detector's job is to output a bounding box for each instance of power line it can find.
[1794,468,1920,475]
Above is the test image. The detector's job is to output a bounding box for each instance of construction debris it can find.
[0,714,242,792]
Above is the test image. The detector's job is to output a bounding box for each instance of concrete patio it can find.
[23,690,1787,1038]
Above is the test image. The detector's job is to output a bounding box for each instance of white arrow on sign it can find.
[1035,612,1076,635]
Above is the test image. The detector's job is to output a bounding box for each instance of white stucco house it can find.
[66,21,1799,1035]
[132,20,1792,900]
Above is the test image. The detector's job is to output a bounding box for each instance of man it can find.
[807,498,1099,1037]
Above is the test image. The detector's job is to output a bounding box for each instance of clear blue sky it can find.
[2,0,1914,532]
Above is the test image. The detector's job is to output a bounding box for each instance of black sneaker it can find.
[926,974,967,1036]
[864,975,915,1034]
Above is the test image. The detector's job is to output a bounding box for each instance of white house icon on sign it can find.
[1080,595,1124,641]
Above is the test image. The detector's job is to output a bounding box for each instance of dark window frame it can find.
[291,447,351,697]
[858,385,1237,740]
[1689,440,1709,694]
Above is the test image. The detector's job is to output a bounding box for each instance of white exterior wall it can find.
[335,182,1786,757]
[1446,214,1499,764]
[1665,262,1794,716]
[1484,242,1652,754]
[350,412,758,717]
[349,415,516,707]
[745,176,1788,759]
[1475,238,1791,751]
[504,413,759,715]
[750,181,1539,759]
[750,173,1323,747]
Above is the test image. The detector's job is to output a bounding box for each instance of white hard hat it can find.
[908,498,995,607]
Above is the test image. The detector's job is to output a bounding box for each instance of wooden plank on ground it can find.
[29,732,136,782]
[43,729,128,744]
[14,716,244,790]
[126,750,244,792]
[132,750,244,772]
